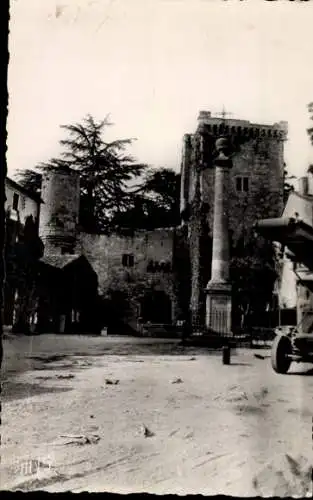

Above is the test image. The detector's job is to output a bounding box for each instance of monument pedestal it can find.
[205,281,232,335]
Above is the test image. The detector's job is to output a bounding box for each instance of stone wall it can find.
[76,228,180,328]
[172,225,191,320]
[201,136,284,242]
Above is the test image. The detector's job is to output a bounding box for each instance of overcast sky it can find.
[7,0,313,178]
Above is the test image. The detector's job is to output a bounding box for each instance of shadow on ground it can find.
[1,382,72,402]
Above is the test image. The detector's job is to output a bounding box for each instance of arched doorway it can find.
[141,291,172,323]
[36,255,100,334]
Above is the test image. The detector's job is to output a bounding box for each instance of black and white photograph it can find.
[1,0,313,495]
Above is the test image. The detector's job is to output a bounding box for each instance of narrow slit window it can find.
[243,177,249,192]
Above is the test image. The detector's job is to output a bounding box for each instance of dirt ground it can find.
[1,334,312,496]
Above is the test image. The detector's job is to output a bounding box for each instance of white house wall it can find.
[283,191,313,226]
[5,182,39,224]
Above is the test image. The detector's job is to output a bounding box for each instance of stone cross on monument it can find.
[215,107,233,135]
[205,136,233,335]
[214,106,233,123]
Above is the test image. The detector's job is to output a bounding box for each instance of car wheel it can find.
[271,335,292,374]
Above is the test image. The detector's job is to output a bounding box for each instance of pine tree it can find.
[17,115,146,233]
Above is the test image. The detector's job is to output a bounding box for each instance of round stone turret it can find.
[39,166,80,255]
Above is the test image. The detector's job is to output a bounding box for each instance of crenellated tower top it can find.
[196,110,288,141]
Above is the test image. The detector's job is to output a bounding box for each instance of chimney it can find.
[298,176,309,196]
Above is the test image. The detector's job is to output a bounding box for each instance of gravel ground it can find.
[1,334,312,496]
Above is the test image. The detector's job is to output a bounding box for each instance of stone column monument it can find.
[205,137,232,335]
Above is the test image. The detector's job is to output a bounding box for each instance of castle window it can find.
[236,176,249,193]
[122,253,134,268]
[13,193,19,211]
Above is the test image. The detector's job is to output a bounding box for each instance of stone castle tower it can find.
[39,166,80,255]
[180,111,288,330]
